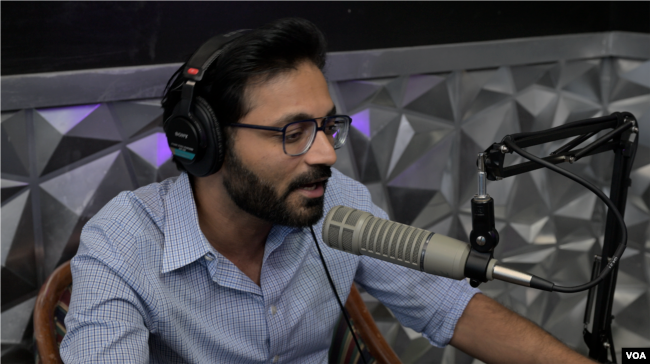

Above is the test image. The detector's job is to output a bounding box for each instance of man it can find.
[61,18,594,363]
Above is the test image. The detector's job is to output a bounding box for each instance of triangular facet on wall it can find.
[337,80,383,113]
[41,151,121,215]
[39,189,79,277]
[36,104,100,135]
[66,103,122,141]
[404,79,455,121]
[1,179,28,204]
[3,193,37,286]
[40,137,120,176]
[562,66,601,103]
[1,110,30,177]
[387,129,454,187]
[619,59,650,88]
[2,190,31,266]
[510,63,555,92]
[402,74,446,107]
[127,132,173,168]
[0,296,37,344]
[112,101,164,138]
[386,186,437,225]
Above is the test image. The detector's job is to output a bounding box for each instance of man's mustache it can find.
[282,166,332,199]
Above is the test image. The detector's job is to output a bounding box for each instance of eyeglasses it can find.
[225,115,352,156]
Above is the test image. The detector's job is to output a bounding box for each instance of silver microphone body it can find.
[322,205,471,280]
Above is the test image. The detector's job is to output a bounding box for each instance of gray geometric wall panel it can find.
[1,297,37,344]
[112,99,164,138]
[34,104,121,176]
[0,97,183,362]
[2,39,649,363]
[1,110,30,177]
[1,178,28,203]
[39,150,136,276]
[127,132,177,186]
[1,189,36,308]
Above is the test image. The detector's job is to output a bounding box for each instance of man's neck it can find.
[191,174,271,286]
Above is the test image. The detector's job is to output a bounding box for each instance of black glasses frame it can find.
[225,115,352,156]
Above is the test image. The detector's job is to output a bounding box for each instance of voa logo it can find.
[626,352,646,360]
[623,348,650,363]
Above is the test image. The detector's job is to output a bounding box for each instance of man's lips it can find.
[299,177,328,189]
[301,183,318,191]
[296,178,328,197]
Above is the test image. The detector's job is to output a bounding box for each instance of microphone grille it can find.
[360,217,376,251]
[411,235,425,264]
[327,225,340,248]
[332,207,348,223]
[390,225,407,258]
[345,210,364,226]
[357,218,433,268]
[342,228,354,252]
[397,226,416,260]
[367,219,383,252]
[383,224,398,255]
[404,229,424,263]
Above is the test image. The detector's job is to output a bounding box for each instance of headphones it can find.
[163,30,247,177]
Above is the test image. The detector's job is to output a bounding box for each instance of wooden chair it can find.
[332,284,403,364]
[34,260,71,364]
[33,261,401,364]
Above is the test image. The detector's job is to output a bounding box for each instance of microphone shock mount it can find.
[466,153,500,288]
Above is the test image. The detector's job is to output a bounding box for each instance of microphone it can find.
[323,205,555,291]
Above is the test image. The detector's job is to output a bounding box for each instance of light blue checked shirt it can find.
[60,169,479,363]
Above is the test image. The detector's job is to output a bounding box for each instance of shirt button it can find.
[270,305,277,315]
[273,355,279,363]
[205,254,214,261]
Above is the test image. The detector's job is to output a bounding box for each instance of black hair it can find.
[161,17,327,172]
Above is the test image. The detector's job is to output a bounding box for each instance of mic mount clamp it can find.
[465,153,500,288]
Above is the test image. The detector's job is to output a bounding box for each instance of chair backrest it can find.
[34,260,71,364]
[329,284,402,364]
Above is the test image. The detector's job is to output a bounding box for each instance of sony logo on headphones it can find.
[175,132,189,139]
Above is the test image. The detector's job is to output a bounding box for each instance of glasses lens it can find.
[329,116,350,149]
[282,116,351,156]
[284,120,316,156]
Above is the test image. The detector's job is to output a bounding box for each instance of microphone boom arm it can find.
[474,111,638,363]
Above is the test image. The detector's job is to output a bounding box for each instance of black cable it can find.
[503,136,631,293]
[310,226,369,364]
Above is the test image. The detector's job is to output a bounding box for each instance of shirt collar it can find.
[161,172,212,274]
[160,172,303,274]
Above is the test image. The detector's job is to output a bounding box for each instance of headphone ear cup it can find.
[190,96,225,176]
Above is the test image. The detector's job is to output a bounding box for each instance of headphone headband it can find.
[183,29,250,82]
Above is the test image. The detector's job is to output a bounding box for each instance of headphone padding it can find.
[191,96,224,176]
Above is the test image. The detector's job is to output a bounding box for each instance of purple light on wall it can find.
[127,132,172,168]
[36,104,100,134]
[157,133,173,167]
[351,109,371,138]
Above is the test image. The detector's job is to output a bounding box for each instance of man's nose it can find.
[304,131,337,166]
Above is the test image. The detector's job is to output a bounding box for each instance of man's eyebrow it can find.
[269,106,337,128]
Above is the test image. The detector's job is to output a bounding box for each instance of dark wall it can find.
[2,1,649,75]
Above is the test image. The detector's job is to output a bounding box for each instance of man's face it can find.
[221,61,337,227]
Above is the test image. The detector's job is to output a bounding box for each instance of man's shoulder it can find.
[329,168,368,194]
[327,168,376,212]
[86,175,181,238]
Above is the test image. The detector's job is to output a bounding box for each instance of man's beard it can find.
[222,150,331,227]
